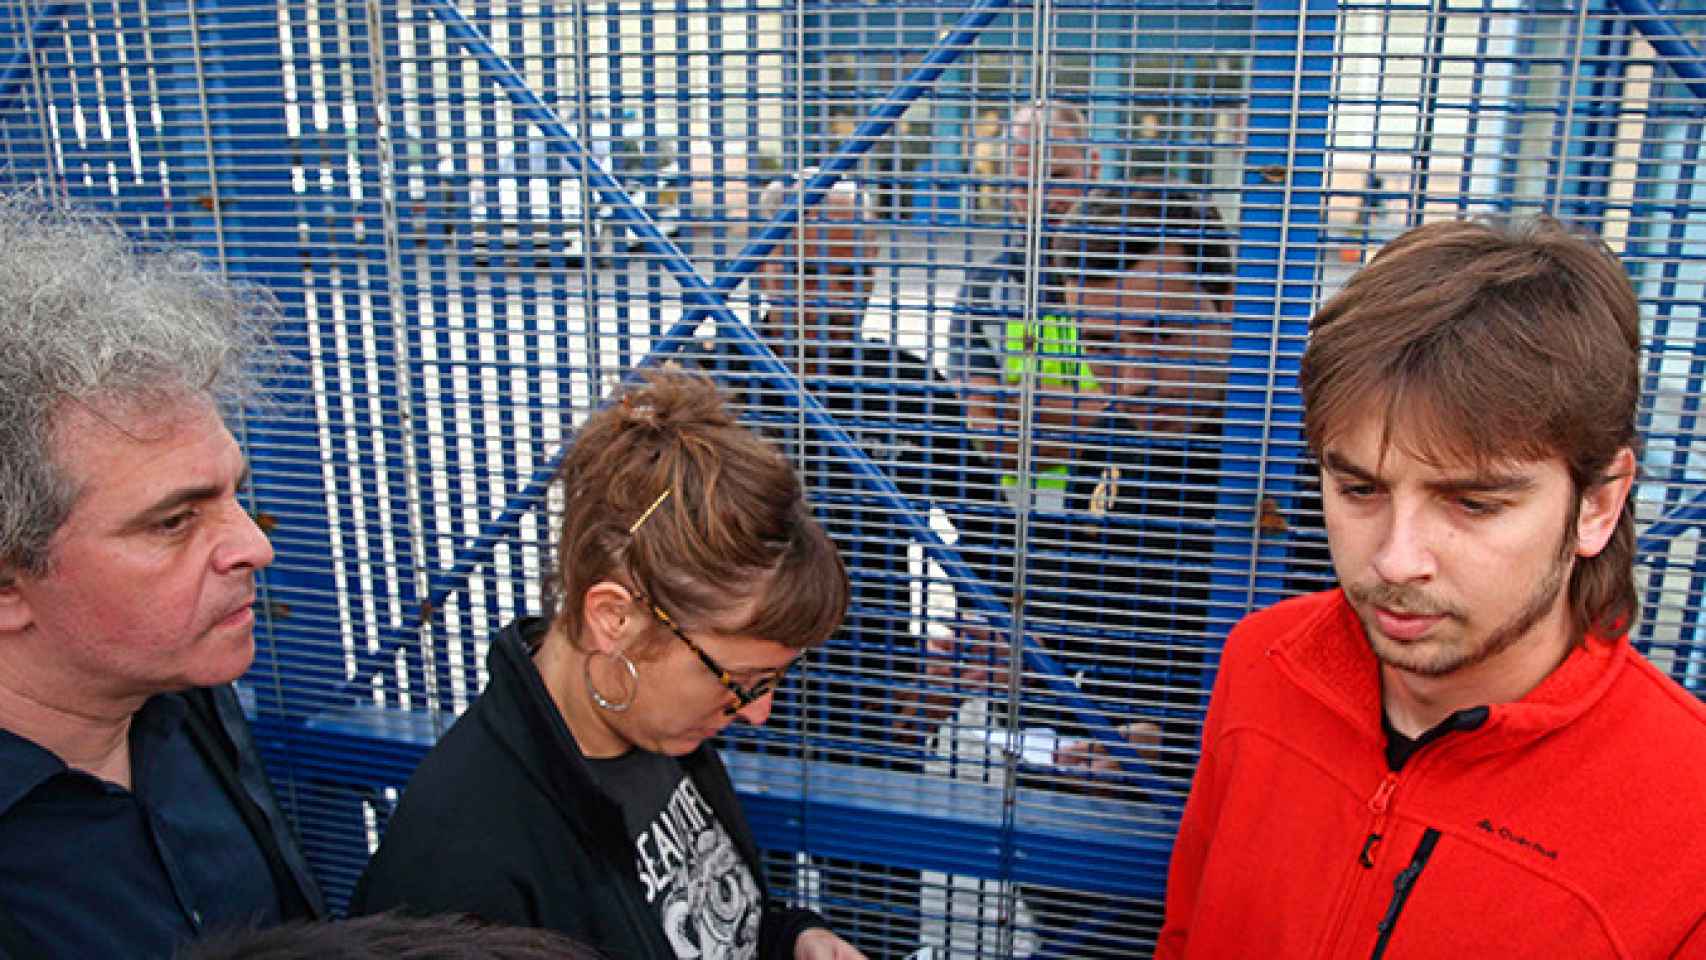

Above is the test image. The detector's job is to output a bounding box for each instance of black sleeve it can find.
[0,908,43,960]
[348,720,562,932]
[758,904,831,960]
[910,364,1009,612]
[905,362,994,510]
[350,824,545,929]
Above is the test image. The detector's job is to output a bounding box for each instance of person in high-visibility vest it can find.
[996,311,1103,501]
[951,104,1101,477]
[947,184,1237,958]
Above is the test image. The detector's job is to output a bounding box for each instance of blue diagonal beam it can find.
[346,0,1144,768]
[1608,0,1706,104]
[1637,486,1706,552]
[423,0,740,326]
[395,0,1020,647]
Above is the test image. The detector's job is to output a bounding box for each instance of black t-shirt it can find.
[589,748,764,959]
[1382,706,1490,772]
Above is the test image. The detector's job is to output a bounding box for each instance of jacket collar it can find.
[481,618,627,849]
[1275,589,1628,758]
[480,618,730,854]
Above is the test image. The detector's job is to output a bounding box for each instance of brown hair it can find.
[548,368,847,652]
[177,911,607,959]
[1300,215,1642,639]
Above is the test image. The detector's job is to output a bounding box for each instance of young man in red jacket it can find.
[1159,216,1706,958]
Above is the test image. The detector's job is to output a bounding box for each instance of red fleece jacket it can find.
[1159,590,1706,959]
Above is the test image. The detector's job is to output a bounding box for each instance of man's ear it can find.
[0,573,32,633]
[580,581,637,654]
[1576,447,1636,559]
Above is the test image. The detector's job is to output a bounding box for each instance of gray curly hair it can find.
[0,193,276,583]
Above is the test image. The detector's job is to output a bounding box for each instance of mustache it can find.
[1345,580,1463,620]
[216,581,259,619]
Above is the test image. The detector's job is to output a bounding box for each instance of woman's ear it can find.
[580,581,638,654]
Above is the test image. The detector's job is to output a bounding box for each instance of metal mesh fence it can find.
[2,0,1702,955]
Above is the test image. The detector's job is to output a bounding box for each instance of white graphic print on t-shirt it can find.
[633,776,761,959]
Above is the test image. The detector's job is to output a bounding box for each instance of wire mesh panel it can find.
[1,0,1703,956]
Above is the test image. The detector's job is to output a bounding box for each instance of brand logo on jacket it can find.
[1476,818,1559,861]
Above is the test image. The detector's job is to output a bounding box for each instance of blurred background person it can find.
[1038,184,1233,767]
[952,184,1232,760]
[942,184,1234,958]
[950,103,1101,460]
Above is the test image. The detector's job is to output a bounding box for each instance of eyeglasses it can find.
[644,599,793,716]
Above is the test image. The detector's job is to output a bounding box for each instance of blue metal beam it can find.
[0,1,72,116]
[1608,0,1706,104]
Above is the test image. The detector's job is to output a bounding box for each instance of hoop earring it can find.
[586,650,639,713]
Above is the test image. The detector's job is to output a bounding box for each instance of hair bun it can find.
[619,393,661,428]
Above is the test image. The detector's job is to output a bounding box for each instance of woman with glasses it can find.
[351,370,865,960]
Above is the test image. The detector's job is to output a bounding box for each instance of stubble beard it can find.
[1349,531,1573,680]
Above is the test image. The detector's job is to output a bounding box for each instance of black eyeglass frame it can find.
[644,599,792,715]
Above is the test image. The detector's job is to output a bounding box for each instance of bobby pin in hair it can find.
[629,488,673,535]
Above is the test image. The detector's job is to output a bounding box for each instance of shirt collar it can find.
[128,694,188,795]
[1381,705,1490,771]
[0,725,71,814]
[0,694,188,813]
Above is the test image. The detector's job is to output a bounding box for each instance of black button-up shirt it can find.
[0,693,281,958]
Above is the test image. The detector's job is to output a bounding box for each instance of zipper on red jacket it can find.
[1368,828,1440,960]
[1320,771,1405,953]
[1359,772,1400,868]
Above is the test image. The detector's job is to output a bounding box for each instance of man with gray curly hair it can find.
[0,196,323,957]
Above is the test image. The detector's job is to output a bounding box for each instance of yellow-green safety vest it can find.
[1002,313,1101,394]
[999,314,1098,494]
